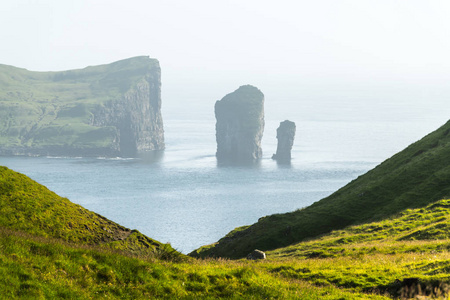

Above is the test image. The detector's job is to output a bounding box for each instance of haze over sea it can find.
[1,92,448,253]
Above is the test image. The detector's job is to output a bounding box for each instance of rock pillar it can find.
[215,85,265,163]
[272,120,296,163]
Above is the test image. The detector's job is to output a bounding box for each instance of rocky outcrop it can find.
[247,249,266,260]
[0,56,164,157]
[215,85,264,163]
[272,120,296,163]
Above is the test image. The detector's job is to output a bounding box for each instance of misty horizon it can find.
[1,1,449,129]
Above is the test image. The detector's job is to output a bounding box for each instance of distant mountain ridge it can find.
[0,56,164,157]
[192,119,450,258]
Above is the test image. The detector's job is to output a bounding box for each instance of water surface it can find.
[1,97,448,253]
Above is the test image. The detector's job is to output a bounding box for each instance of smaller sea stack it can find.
[272,120,296,163]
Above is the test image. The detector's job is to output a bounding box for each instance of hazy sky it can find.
[1,1,450,123]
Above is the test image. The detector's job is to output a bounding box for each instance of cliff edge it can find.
[0,56,164,157]
[215,85,265,163]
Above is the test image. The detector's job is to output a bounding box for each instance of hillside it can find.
[0,166,179,259]
[0,166,391,299]
[269,198,450,260]
[262,198,450,299]
[1,226,393,299]
[0,56,164,157]
[192,119,450,259]
[2,166,450,298]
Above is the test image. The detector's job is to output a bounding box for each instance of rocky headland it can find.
[214,85,265,163]
[272,120,296,163]
[0,56,164,157]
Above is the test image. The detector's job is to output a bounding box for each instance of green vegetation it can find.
[0,166,390,299]
[261,199,450,298]
[0,165,180,260]
[268,199,450,259]
[194,119,450,259]
[1,226,392,299]
[2,166,450,298]
[0,56,159,155]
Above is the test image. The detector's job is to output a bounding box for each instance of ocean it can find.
[1,94,448,253]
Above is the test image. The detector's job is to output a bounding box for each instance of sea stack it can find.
[215,85,265,163]
[272,120,296,163]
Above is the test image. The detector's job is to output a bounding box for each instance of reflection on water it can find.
[275,160,292,168]
[136,150,165,165]
[216,158,262,169]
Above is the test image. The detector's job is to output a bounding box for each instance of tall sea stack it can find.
[0,56,164,157]
[215,85,265,163]
[272,120,296,163]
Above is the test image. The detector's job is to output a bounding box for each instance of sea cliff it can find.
[0,56,164,157]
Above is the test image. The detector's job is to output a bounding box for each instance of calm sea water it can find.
[1,96,448,253]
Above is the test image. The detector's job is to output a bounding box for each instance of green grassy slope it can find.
[269,198,450,260]
[0,166,180,260]
[193,119,450,259]
[0,56,158,155]
[262,198,450,299]
[3,167,450,298]
[0,167,392,299]
[1,227,390,300]
[4,166,450,298]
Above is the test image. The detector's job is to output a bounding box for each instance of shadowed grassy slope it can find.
[192,119,450,259]
[269,198,450,260]
[0,166,180,260]
[259,199,450,298]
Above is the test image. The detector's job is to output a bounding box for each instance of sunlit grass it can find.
[3,162,450,298]
[0,226,394,299]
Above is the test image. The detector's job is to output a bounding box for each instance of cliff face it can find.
[272,120,296,163]
[215,85,264,162]
[91,61,164,157]
[0,56,164,157]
